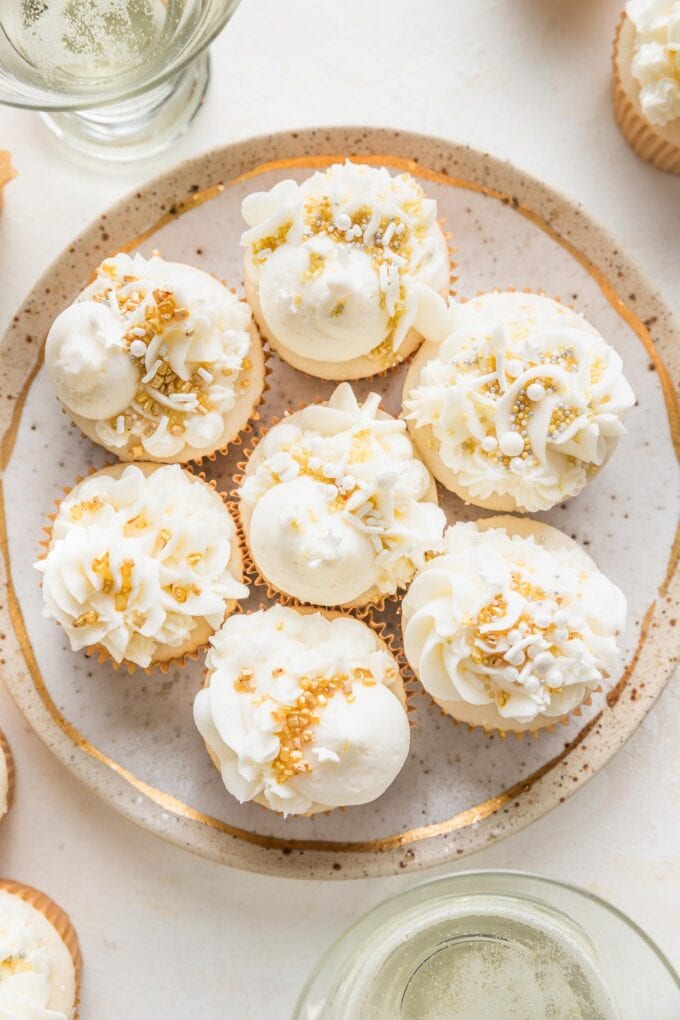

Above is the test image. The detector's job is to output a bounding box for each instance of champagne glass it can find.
[0,1,242,161]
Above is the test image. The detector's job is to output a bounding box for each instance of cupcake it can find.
[0,730,13,823]
[45,252,265,462]
[238,383,446,608]
[35,463,248,671]
[240,161,451,380]
[613,2,680,173]
[193,605,410,816]
[402,292,635,513]
[401,517,627,735]
[0,880,81,1019]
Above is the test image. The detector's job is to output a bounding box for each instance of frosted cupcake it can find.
[238,383,446,607]
[613,2,680,173]
[0,880,81,1019]
[241,161,451,379]
[402,517,626,734]
[45,252,265,462]
[0,729,13,823]
[194,605,410,816]
[403,292,635,513]
[35,463,248,670]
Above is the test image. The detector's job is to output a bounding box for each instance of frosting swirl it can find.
[0,892,73,1019]
[194,606,410,815]
[404,292,635,512]
[45,252,254,459]
[35,465,247,667]
[239,383,445,605]
[402,520,626,729]
[241,161,450,365]
[627,0,680,125]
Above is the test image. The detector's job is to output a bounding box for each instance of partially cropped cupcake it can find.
[238,383,446,608]
[403,292,635,513]
[45,251,265,462]
[0,729,13,823]
[402,517,626,734]
[0,880,81,1019]
[35,463,248,670]
[241,161,451,379]
[194,605,410,816]
[613,1,680,173]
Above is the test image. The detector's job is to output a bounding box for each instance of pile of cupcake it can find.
[33,158,635,836]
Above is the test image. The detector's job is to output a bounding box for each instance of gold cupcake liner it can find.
[0,728,15,817]
[0,879,81,1018]
[612,14,680,175]
[199,602,414,818]
[232,419,403,614]
[38,463,246,677]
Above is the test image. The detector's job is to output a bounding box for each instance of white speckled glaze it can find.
[0,128,677,880]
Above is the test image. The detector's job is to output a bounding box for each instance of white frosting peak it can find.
[240,383,445,605]
[404,292,635,512]
[194,606,410,815]
[241,161,450,364]
[35,465,247,667]
[402,521,626,728]
[0,893,71,1020]
[45,252,253,459]
[627,1,680,125]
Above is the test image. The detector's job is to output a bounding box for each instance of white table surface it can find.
[0,1,678,1016]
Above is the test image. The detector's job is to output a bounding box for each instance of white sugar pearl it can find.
[554,609,569,626]
[533,652,553,671]
[527,644,540,659]
[547,668,564,686]
[335,213,351,231]
[554,627,569,642]
[507,650,525,667]
[308,456,322,471]
[130,340,146,359]
[507,629,522,644]
[527,382,546,402]
[322,463,337,478]
[510,457,525,474]
[503,666,519,682]
[524,676,540,693]
[506,358,523,377]
[533,611,552,629]
[481,435,498,452]
[499,431,525,457]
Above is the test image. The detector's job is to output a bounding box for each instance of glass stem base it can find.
[41,52,210,162]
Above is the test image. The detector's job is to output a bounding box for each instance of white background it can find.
[0,1,678,1016]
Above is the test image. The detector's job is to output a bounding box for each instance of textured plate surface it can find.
[1,127,677,879]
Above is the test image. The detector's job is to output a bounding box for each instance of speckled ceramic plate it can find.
[1,128,678,879]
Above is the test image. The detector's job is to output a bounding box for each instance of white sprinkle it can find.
[130,339,146,359]
[527,382,546,402]
[131,326,146,337]
[382,220,397,246]
[169,392,198,403]
[481,435,498,452]
[116,415,125,435]
[308,456,323,471]
[142,360,162,384]
[335,212,351,231]
[554,627,569,642]
[378,262,389,294]
[532,651,553,671]
[554,609,569,626]
[153,415,169,441]
[524,676,540,693]
[499,431,524,457]
[534,611,552,629]
[159,345,168,356]
[507,649,525,667]
[509,457,525,474]
[197,367,213,383]
[108,289,120,315]
[322,463,337,478]
[503,666,519,682]
[547,668,564,686]
[505,358,523,377]
[508,629,522,644]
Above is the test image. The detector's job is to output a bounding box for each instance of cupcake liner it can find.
[612,14,680,175]
[232,419,403,614]
[243,216,458,382]
[0,729,15,817]
[38,463,246,677]
[198,603,413,817]
[0,879,81,1018]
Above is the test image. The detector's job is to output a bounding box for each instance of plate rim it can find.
[1,125,677,880]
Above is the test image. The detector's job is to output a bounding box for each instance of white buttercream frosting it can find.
[404,292,635,512]
[194,606,410,815]
[402,521,626,727]
[35,465,248,667]
[0,893,72,1020]
[45,252,254,459]
[241,161,450,365]
[240,383,446,605]
[627,0,680,125]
